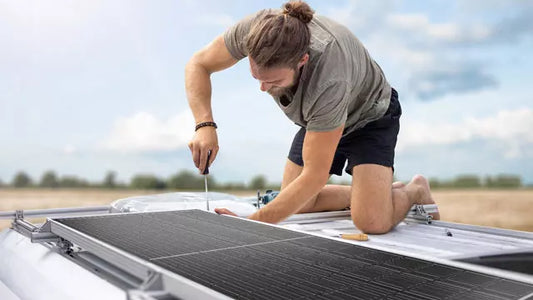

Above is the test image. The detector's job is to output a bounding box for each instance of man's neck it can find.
[291,67,304,95]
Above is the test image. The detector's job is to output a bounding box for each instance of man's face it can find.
[249,59,299,98]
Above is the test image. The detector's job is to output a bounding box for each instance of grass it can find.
[0,188,532,232]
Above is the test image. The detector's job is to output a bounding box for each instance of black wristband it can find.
[195,121,217,131]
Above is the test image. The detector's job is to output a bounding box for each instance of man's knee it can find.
[349,164,395,234]
[350,210,393,234]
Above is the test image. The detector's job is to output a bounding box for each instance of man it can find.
[185,1,439,234]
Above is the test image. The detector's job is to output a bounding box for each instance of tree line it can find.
[429,174,524,189]
[0,170,279,191]
[0,171,527,191]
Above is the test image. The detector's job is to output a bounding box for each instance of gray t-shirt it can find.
[224,10,392,135]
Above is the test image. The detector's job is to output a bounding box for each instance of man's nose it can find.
[260,82,271,92]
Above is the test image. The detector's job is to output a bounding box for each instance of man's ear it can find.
[297,53,309,68]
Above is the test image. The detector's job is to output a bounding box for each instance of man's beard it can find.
[267,68,301,98]
[267,86,292,98]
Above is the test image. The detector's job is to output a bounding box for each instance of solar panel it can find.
[55,210,533,299]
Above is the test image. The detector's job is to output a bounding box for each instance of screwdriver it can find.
[203,150,212,211]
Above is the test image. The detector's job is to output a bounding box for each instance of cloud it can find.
[408,64,498,100]
[385,14,491,46]
[325,1,533,101]
[102,111,194,153]
[324,0,393,35]
[459,1,533,45]
[372,13,502,100]
[63,144,77,155]
[384,2,533,47]
[397,108,533,159]
[326,2,493,46]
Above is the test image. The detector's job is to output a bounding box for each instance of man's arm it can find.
[185,35,239,173]
[247,125,344,224]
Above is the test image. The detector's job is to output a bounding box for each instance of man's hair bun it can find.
[282,1,314,24]
[246,1,314,68]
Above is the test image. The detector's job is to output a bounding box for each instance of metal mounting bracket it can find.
[407,204,438,224]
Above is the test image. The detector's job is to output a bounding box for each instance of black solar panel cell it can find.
[384,256,432,271]
[415,264,462,279]
[392,291,435,300]
[445,270,497,287]
[375,271,428,291]
[409,281,469,298]
[484,280,533,298]
[447,291,508,300]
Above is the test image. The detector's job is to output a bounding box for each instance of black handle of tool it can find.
[202,150,211,175]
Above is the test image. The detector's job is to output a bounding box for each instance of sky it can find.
[1,0,532,186]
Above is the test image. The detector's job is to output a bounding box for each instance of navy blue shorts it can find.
[288,88,401,176]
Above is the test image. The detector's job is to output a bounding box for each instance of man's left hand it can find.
[214,208,237,216]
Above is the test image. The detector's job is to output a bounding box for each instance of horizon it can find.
[2,168,529,189]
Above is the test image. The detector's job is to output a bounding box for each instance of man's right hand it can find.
[188,126,219,174]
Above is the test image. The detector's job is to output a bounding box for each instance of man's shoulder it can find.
[308,15,336,52]
[310,15,355,46]
[308,15,359,69]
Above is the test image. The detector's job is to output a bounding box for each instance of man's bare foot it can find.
[408,175,440,220]
[392,181,406,189]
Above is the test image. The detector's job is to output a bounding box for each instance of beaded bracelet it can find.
[195,121,218,131]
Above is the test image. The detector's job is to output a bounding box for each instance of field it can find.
[0,188,532,232]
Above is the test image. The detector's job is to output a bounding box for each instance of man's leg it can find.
[298,184,351,213]
[283,158,439,231]
[350,164,439,234]
[280,159,351,213]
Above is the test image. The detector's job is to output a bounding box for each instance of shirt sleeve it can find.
[223,9,272,61]
[306,80,350,132]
